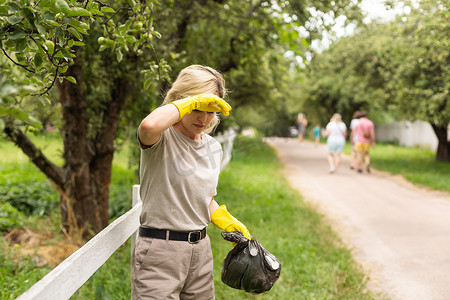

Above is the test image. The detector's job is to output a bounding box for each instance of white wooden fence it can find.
[17,129,237,300]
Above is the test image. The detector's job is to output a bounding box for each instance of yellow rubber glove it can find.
[211,205,252,241]
[170,94,232,121]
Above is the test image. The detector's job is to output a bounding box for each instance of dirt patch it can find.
[4,228,82,268]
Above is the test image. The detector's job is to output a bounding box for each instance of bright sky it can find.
[288,0,415,65]
[360,0,414,22]
[311,0,414,52]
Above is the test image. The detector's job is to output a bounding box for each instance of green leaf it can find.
[0,108,42,129]
[64,76,77,84]
[54,0,70,14]
[68,19,90,31]
[35,22,47,34]
[0,5,10,15]
[116,48,123,62]
[16,38,27,51]
[125,35,136,44]
[8,30,27,40]
[143,77,152,90]
[67,27,83,41]
[127,0,136,7]
[91,9,104,16]
[7,16,24,25]
[100,7,115,13]
[21,7,35,24]
[34,53,43,68]
[38,0,55,8]
[152,31,162,39]
[44,19,61,27]
[45,40,55,55]
[59,64,69,73]
[55,27,66,47]
[7,2,20,11]
[99,44,108,52]
[61,47,74,60]
[66,7,91,17]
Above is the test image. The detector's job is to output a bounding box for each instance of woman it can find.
[296,113,308,143]
[325,113,347,174]
[133,65,252,299]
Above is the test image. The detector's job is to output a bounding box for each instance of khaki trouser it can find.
[131,235,215,300]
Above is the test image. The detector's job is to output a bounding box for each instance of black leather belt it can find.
[139,227,207,244]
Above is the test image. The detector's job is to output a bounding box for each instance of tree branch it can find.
[3,124,67,189]
[1,46,35,73]
[31,67,59,96]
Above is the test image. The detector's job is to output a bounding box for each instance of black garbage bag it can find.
[221,231,281,294]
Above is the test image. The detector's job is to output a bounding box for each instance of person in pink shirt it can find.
[351,111,376,173]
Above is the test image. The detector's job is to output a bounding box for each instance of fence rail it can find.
[17,129,236,300]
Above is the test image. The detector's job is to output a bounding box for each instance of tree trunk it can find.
[56,51,131,239]
[431,123,449,162]
[58,51,100,238]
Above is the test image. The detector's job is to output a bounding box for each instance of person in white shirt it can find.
[325,113,347,174]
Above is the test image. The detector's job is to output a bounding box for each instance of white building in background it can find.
[376,121,450,151]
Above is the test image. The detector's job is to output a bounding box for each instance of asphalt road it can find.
[266,138,450,300]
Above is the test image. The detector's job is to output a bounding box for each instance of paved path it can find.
[266,138,450,300]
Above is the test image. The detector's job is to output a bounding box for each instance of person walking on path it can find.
[133,65,252,299]
[349,111,361,169]
[312,124,321,146]
[352,111,376,173]
[296,113,308,143]
[266,137,450,300]
[325,113,347,174]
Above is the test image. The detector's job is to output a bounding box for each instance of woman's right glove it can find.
[211,205,252,244]
[170,94,232,121]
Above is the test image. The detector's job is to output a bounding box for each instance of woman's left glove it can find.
[211,205,251,241]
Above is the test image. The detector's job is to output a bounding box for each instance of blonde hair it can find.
[330,113,342,123]
[163,65,226,134]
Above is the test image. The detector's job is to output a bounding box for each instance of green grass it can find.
[210,137,374,299]
[2,133,446,299]
[0,134,137,299]
[5,133,446,299]
[0,132,64,165]
[1,135,377,299]
[0,238,53,299]
[344,143,450,193]
[67,136,376,299]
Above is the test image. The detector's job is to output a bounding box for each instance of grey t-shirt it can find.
[139,126,222,231]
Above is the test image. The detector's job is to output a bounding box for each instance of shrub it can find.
[0,202,25,231]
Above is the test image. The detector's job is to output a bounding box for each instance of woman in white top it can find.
[325,113,347,173]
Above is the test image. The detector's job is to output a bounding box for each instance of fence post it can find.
[219,128,236,171]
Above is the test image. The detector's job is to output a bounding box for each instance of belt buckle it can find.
[188,231,201,244]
